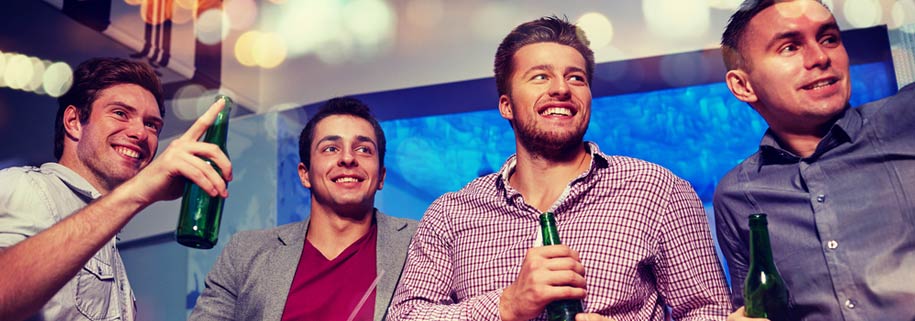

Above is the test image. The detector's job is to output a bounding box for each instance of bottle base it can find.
[176,235,216,249]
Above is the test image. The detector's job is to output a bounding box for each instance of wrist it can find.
[499,285,518,321]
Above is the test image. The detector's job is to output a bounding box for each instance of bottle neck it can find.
[749,225,777,269]
[539,212,562,245]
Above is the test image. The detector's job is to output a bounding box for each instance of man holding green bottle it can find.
[714,0,915,320]
[0,57,232,321]
[389,16,731,321]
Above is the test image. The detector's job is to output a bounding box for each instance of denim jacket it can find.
[0,163,135,320]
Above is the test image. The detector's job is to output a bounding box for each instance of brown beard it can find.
[511,99,588,162]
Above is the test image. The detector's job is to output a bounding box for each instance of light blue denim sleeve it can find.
[0,167,54,247]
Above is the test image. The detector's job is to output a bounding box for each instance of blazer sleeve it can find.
[188,234,245,321]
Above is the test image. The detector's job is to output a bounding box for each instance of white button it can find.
[816,195,826,202]
[827,240,838,249]
[845,299,856,309]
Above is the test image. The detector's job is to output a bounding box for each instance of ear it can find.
[298,162,311,189]
[498,94,514,121]
[377,166,386,191]
[725,69,758,104]
[62,105,83,141]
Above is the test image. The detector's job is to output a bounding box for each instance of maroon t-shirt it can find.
[281,224,377,321]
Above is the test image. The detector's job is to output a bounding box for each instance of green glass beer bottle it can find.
[539,212,584,321]
[176,95,231,249]
[744,213,790,320]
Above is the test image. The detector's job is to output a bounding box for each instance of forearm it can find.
[661,180,732,319]
[388,289,503,321]
[0,183,146,320]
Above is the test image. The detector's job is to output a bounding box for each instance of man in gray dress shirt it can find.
[714,0,915,320]
[0,57,231,321]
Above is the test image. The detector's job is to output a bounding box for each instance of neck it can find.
[509,142,590,212]
[58,151,112,195]
[306,203,374,260]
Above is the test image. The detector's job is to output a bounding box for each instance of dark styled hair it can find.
[494,16,595,97]
[54,57,164,159]
[298,97,386,169]
[721,0,828,70]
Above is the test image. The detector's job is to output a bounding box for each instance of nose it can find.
[804,42,831,70]
[549,78,571,99]
[125,119,149,142]
[338,148,358,167]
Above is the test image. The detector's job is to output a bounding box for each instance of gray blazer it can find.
[188,210,418,321]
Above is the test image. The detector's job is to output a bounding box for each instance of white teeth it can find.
[115,147,139,159]
[806,80,834,90]
[335,177,359,183]
[541,107,572,116]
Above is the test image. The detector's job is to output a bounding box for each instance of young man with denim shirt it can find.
[0,57,231,321]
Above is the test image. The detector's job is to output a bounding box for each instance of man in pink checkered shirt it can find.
[388,16,731,321]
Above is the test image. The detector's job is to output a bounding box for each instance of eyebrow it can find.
[315,135,377,148]
[765,20,840,50]
[108,101,164,124]
[522,64,587,77]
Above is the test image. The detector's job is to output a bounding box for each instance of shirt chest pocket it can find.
[75,256,121,320]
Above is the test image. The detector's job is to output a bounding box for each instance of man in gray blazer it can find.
[189,97,418,321]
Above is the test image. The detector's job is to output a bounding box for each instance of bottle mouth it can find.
[748,213,768,227]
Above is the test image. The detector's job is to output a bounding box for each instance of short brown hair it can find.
[494,16,595,97]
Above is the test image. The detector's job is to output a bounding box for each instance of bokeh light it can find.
[172,83,207,121]
[42,62,73,98]
[404,0,443,30]
[197,8,231,45]
[124,0,142,6]
[576,12,614,49]
[643,0,710,40]
[25,57,46,92]
[274,0,342,57]
[234,31,260,67]
[266,0,394,64]
[843,0,881,28]
[252,32,287,68]
[891,0,915,30]
[225,0,258,31]
[4,54,34,90]
[342,0,395,48]
[0,52,7,88]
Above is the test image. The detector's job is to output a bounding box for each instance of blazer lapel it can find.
[261,220,309,321]
[374,212,411,321]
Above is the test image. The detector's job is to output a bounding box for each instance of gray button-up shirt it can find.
[0,163,135,320]
[714,83,915,320]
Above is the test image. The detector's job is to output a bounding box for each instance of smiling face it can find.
[61,83,162,194]
[726,0,850,137]
[299,115,385,217]
[499,42,591,160]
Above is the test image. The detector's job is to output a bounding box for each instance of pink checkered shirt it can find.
[389,142,730,321]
